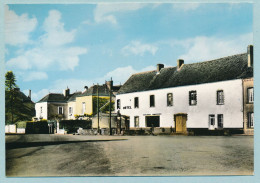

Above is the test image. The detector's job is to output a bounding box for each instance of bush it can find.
[59,120,92,133]
[26,121,49,134]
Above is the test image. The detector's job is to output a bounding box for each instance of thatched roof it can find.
[118,53,253,94]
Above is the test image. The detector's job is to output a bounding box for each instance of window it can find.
[82,102,86,115]
[189,91,197,105]
[117,99,121,109]
[69,107,73,115]
[40,107,42,114]
[248,87,254,103]
[167,93,173,106]
[209,115,215,126]
[217,90,224,105]
[217,114,223,128]
[58,106,63,115]
[248,112,254,128]
[134,97,139,108]
[134,116,139,127]
[150,95,155,107]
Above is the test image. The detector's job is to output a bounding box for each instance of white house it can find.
[116,45,253,134]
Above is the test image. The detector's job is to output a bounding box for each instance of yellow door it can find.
[175,114,187,133]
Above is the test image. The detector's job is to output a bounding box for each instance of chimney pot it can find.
[63,88,70,97]
[247,45,253,67]
[157,64,164,73]
[177,59,184,70]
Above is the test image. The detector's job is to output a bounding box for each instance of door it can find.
[175,113,187,133]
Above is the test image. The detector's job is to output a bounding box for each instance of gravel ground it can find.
[5,134,253,177]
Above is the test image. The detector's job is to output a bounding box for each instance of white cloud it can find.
[104,65,155,84]
[23,71,48,82]
[5,5,37,46]
[41,10,76,47]
[94,3,145,24]
[172,3,200,11]
[6,9,88,71]
[178,33,253,62]
[122,41,158,56]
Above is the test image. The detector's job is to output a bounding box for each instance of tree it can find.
[5,71,18,91]
[5,71,18,124]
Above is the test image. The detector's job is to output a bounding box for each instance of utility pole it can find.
[97,84,100,134]
[109,78,112,135]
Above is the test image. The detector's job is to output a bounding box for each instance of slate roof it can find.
[37,93,68,103]
[117,53,253,94]
[67,92,82,102]
[80,84,111,97]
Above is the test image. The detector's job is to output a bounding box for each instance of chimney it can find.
[247,45,253,67]
[177,59,184,70]
[84,86,88,92]
[28,89,31,99]
[157,64,164,73]
[106,78,113,91]
[63,87,70,97]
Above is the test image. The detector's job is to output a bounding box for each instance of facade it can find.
[116,45,253,134]
[35,81,121,120]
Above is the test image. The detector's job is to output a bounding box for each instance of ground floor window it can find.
[58,106,63,115]
[248,112,254,128]
[146,116,160,127]
[134,116,139,127]
[217,114,223,128]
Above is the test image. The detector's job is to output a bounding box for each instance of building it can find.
[116,45,253,134]
[35,80,121,120]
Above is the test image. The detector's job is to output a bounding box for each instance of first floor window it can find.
[150,95,155,107]
[40,107,43,113]
[117,99,121,109]
[134,116,139,127]
[69,107,73,114]
[247,87,254,103]
[134,97,139,108]
[248,112,254,128]
[58,106,63,115]
[217,90,224,105]
[167,93,173,106]
[217,114,223,128]
[189,91,197,105]
[209,115,215,126]
[82,102,86,115]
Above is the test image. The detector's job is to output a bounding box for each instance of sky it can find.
[4,3,253,102]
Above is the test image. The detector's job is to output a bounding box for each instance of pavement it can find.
[5,134,254,177]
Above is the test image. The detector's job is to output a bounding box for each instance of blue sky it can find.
[4,3,253,102]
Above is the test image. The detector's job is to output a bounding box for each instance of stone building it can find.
[116,45,254,134]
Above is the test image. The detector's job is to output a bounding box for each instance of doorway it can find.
[146,116,160,127]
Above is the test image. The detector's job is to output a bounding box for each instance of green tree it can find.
[5,71,18,124]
